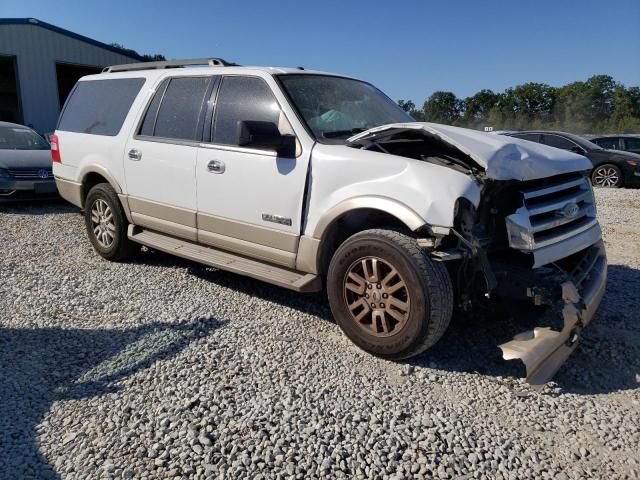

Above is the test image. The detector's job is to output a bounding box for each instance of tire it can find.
[591,164,623,188]
[84,183,136,261]
[327,228,454,360]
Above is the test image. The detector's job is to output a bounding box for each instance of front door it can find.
[125,75,215,240]
[195,75,309,267]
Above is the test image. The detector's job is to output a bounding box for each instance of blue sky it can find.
[2,0,638,104]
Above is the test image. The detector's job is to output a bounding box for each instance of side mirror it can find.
[570,146,585,155]
[237,121,296,157]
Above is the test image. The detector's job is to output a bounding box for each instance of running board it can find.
[128,226,321,292]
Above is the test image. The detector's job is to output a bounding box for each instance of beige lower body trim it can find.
[131,212,197,242]
[128,197,196,228]
[54,178,82,208]
[296,236,321,274]
[197,212,299,252]
[198,230,296,268]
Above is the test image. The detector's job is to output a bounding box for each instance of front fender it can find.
[304,143,482,239]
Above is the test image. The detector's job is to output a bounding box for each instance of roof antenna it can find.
[297,66,305,70]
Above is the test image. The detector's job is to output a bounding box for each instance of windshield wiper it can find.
[322,127,368,139]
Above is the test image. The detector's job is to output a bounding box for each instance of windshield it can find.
[0,126,49,150]
[278,74,413,141]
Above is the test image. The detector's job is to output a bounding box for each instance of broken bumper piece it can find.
[499,240,607,387]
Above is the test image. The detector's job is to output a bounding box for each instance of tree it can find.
[399,75,639,133]
[110,43,166,62]
[422,91,462,124]
[461,89,500,127]
[397,100,423,121]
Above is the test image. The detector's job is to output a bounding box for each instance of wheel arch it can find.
[307,197,428,275]
[79,165,123,206]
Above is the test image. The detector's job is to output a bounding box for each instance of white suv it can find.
[52,58,607,385]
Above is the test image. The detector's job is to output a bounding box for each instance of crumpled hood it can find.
[348,122,592,181]
[0,149,52,170]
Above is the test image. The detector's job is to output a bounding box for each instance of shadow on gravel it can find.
[0,318,224,479]
[132,249,639,395]
[0,198,77,216]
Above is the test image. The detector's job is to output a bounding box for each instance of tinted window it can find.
[213,76,280,145]
[625,138,640,154]
[542,134,576,151]
[511,133,541,143]
[58,78,145,136]
[593,138,619,150]
[153,77,212,141]
[139,79,169,136]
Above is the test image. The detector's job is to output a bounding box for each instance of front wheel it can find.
[591,164,623,188]
[327,229,453,360]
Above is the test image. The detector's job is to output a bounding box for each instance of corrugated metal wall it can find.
[0,22,139,133]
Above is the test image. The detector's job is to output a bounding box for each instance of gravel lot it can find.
[1,188,638,479]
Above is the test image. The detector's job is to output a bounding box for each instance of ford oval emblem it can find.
[560,202,580,219]
[38,169,49,179]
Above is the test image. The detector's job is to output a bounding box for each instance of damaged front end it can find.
[348,123,607,386]
[438,174,608,386]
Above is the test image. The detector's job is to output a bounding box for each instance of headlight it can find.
[626,159,638,167]
[505,215,535,250]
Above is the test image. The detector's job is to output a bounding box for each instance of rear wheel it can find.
[327,229,453,360]
[84,183,136,261]
[591,164,622,188]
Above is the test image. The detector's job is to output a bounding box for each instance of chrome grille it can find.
[7,168,52,179]
[506,175,598,252]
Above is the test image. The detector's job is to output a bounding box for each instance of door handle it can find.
[128,149,142,161]
[207,160,225,174]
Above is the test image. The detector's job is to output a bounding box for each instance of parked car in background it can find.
[500,130,640,188]
[0,122,57,201]
[589,134,640,155]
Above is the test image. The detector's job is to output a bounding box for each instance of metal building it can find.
[0,18,141,134]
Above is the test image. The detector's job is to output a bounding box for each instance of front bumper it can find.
[0,177,58,201]
[498,240,607,386]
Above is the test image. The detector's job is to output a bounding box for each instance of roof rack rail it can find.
[102,58,235,73]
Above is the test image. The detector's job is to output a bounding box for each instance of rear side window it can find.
[58,78,145,136]
[148,77,212,141]
[625,138,640,154]
[593,138,619,149]
[213,76,280,146]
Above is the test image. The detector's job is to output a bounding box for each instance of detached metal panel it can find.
[0,20,140,133]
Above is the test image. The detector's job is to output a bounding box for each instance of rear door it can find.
[623,137,640,154]
[124,75,216,240]
[195,75,309,267]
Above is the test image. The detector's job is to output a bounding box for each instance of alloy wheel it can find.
[343,256,411,337]
[90,199,116,248]
[593,166,620,187]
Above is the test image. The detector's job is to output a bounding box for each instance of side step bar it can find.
[128,226,321,293]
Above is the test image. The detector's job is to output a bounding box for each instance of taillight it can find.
[50,134,61,163]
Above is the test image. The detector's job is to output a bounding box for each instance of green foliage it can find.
[422,91,463,124]
[399,75,640,134]
[109,43,166,62]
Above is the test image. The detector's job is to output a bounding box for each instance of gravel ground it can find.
[0,188,638,480]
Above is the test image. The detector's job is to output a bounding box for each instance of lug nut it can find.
[365,293,369,298]
[382,293,388,299]
[376,284,381,289]
[380,303,385,308]
[371,303,376,308]
[367,284,373,289]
